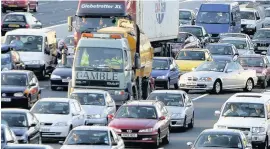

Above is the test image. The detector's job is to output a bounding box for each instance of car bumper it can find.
[40,125,69,139]
[170,119,185,127]
[116,132,158,143]
[179,80,213,90]
[50,79,70,87]
[1,96,28,108]
[85,118,107,126]
[241,27,256,35]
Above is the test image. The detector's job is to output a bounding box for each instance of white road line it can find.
[191,94,209,101]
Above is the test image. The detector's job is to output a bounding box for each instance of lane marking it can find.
[191,94,209,101]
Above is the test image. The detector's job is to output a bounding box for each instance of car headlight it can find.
[171,113,183,119]
[51,74,61,79]
[139,128,154,132]
[113,128,122,133]
[199,77,212,81]
[54,122,68,126]
[247,24,256,28]
[2,67,9,71]
[88,114,101,119]
[252,127,265,133]
[14,92,24,97]
[157,75,167,79]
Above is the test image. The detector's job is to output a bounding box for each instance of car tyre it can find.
[244,78,253,92]
[165,80,170,89]
[261,79,267,89]
[211,80,222,94]
[40,67,46,80]
[188,113,194,129]
[181,116,188,131]
[154,132,161,148]
[162,129,169,145]
[259,138,268,149]
[51,86,57,91]
[174,82,179,89]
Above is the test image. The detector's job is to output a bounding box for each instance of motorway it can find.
[2,0,270,149]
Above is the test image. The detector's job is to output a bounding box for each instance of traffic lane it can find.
[1,1,77,27]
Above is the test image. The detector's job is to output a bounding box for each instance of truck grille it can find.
[227,127,250,131]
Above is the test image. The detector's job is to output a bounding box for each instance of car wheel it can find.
[261,79,267,89]
[259,138,268,149]
[174,82,179,89]
[188,113,194,129]
[165,80,170,89]
[51,86,57,91]
[162,129,170,144]
[244,78,253,92]
[40,68,46,80]
[181,116,188,131]
[212,80,222,94]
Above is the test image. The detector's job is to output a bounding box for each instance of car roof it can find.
[226,93,270,103]
[1,70,31,75]
[220,37,246,41]
[38,98,73,102]
[1,108,29,113]
[72,126,111,131]
[150,90,186,94]
[182,48,209,52]
[207,43,234,46]
[6,28,53,36]
[71,89,108,94]
[202,129,242,135]
[153,57,170,60]
[124,100,159,106]
[239,54,263,58]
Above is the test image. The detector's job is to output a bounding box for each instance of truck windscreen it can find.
[75,47,124,72]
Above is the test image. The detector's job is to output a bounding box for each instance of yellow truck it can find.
[68,19,155,105]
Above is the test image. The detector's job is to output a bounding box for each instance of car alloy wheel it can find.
[246,79,253,91]
[215,82,221,93]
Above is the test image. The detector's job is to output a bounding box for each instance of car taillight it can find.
[25,24,30,28]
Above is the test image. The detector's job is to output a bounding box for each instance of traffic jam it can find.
[1,0,270,149]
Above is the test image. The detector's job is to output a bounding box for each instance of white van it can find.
[4,28,57,79]
[214,93,270,149]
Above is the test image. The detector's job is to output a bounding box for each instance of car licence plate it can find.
[121,133,137,138]
[41,128,50,132]
[8,5,17,7]
[62,79,70,82]
[186,82,197,85]
[1,98,11,102]
[8,24,19,28]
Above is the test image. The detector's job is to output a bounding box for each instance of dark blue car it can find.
[151,57,180,89]
[206,43,239,62]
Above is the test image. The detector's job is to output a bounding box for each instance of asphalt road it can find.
[3,0,270,149]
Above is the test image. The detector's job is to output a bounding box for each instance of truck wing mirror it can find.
[134,53,141,69]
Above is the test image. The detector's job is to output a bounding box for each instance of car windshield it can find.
[64,36,75,46]
[152,59,169,70]
[197,12,230,24]
[116,106,157,119]
[1,130,4,143]
[238,57,264,67]
[70,93,105,106]
[240,11,255,20]
[179,27,203,37]
[31,101,70,115]
[1,54,11,65]
[1,73,27,86]
[222,102,265,118]
[65,130,109,145]
[4,15,26,22]
[57,57,73,68]
[195,134,242,148]
[196,62,226,72]
[75,47,123,72]
[179,11,192,20]
[75,16,117,33]
[220,40,247,50]
[266,10,270,17]
[253,30,270,39]
[1,113,28,127]
[176,51,205,60]
[206,45,233,55]
[147,93,184,107]
[5,35,43,52]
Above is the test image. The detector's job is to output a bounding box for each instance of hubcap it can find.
[215,82,220,93]
[247,80,253,91]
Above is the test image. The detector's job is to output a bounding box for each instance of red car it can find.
[108,100,170,147]
[2,0,38,13]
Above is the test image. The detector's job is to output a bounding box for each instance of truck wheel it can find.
[142,80,150,99]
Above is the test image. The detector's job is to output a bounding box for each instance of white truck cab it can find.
[214,93,270,149]
[4,29,57,79]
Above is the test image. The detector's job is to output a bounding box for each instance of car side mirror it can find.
[226,69,233,73]
[159,116,166,120]
[235,53,239,56]
[257,16,260,20]
[112,141,118,146]
[30,123,36,127]
[59,141,64,145]
[30,83,36,86]
[215,110,221,117]
[187,142,193,146]
[108,114,114,120]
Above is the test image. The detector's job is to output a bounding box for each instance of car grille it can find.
[211,34,219,37]
[121,129,139,133]
[187,77,198,81]
[40,123,52,126]
[257,43,270,47]
[227,127,250,131]
[41,132,61,136]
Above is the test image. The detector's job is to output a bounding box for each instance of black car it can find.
[1,124,18,149]
[206,43,239,62]
[1,70,41,109]
[172,32,201,57]
[1,12,42,36]
[1,44,25,71]
[179,25,210,47]
[50,56,73,90]
[252,28,270,53]
[1,109,41,144]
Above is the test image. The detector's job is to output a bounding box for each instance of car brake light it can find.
[25,24,30,28]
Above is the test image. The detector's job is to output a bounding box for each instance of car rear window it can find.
[4,15,26,22]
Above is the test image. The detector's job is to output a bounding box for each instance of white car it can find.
[69,89,116,126]
[219,37,255,55]
[60,126,125,149]
[214,93,270,149]
[147,90,194,130]
[178,61,258,94]
[30,98,86,141]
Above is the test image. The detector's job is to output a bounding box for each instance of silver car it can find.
[147,90,194,130]
[60,126,125,149]
[219,37,255,55]
[178,61,258,94]
[69,89,116,126]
